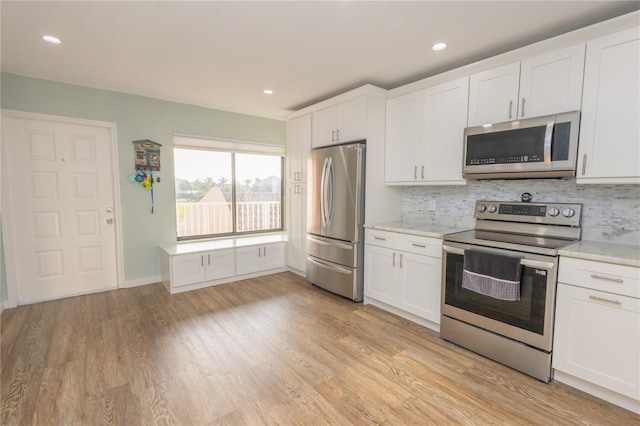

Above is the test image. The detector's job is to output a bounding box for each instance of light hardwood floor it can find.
[1,272,638,425]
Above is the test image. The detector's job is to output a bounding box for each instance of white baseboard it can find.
[123,275,162,288]
[553,370,640,415]
[363,296,440,333]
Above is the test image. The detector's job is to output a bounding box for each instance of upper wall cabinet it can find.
[286,113,311,183]
[312,97,366,148]
[468,44,585,126]
[577,27,640,184]
[385,76,469,185]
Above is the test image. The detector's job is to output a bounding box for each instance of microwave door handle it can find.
[544,119,555,166]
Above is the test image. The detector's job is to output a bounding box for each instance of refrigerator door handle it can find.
[326,156,334,227]
[320,156,328,228]
[307,256,352,275]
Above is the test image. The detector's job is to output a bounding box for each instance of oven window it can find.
[465,126,546,165]
[444,253,547,335]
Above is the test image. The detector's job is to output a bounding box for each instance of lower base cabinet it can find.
[236,244,286,276]
[161,237,287,294]
[553,257,640,413]
[364,229,442,327]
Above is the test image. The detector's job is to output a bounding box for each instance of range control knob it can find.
[562,208,576,218]
[477,204,487,213]
[488,204,497,213]
[548,207,560,217]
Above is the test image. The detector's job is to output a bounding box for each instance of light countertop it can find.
[559,240,640,268]
[161,233,288,256]
[364,221,472,239]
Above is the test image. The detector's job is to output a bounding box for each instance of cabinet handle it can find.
[521,98,526,117]
[208,254,210,265]
[590,274,623,283]
[582,154,587,176]
[258,248,261,258]
[374,236,386,241]
[264,247,267,257]
[414,165,418,180]
[332,130,336,142]
[336,129,340,141]
[201,255,204,266]
[421,165,425,180]
[399,254,404,268]
[392,253,396,267]
[589,295,622,306]
[508,100,513,119]
[411,243,426,248]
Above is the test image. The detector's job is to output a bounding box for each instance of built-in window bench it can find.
[160,234,288,294]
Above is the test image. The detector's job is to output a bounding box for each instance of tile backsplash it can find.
[401,179,640,245]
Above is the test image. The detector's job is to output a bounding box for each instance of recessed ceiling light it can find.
[432,42,447,51]
[263,89,273,95]
[42,35,62,44]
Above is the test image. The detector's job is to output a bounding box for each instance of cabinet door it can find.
[298,114,311,181]
[172,253,206,287]
[205,249,235,281]
[336,97,367,143]
[287,184,307,272]
[577,27,640,184]
[312,106,337,148]
[286,118,301,182]
[262,243,286,271]
[385,91,422,183]
[236,246,261,275]
[422,76,469,184]
[468,62,521,126]
[287,115,312,182]
[364,244,397,305]
[398,252,442,322]
[553,283,640,400]
[519,44,585,118]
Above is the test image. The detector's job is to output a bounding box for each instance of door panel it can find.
[323,143,364,242]
[306,148,324,237]
[3,116,118,304]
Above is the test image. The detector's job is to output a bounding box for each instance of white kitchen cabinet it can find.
[385,77,468,185]
[385,91,423,183]
[236,243,286,276]
[312,97,366,148]
[165,249,235,289]
[554,257,640,413]
[286,114,311,183]
[287,183,307,273]
[286,113,311,274]
[160,235,287,294]
[364,229,443,328]
[577,27,640,184]
[468,44,585,126]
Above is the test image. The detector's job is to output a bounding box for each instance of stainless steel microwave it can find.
[462,111,580,179]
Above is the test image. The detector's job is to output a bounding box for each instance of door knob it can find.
[106,218,114,224]
[106,207,113,213]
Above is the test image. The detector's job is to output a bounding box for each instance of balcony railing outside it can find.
[177,201,281,237]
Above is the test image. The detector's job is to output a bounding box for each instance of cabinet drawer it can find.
[559,257,640,299]
[365,229,402,250]
[399,235,442,258]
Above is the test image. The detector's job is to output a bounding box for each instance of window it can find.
[174,136,284,240]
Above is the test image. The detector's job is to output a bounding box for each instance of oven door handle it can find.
[442,245,555,270]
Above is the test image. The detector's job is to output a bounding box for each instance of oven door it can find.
[441,242,558,351]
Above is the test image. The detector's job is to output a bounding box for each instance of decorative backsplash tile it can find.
[401,179,640,244]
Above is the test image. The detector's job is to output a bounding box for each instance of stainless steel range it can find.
[441,200,582,382]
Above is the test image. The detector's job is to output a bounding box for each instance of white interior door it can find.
[3,114,118,304]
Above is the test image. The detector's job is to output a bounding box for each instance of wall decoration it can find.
[133,139,162,171]
[130,139,162,213]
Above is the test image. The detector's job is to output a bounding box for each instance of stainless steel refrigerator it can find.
[306,141,365,302]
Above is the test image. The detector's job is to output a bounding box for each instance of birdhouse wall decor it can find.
[129,139,162,213]
[133,139,162,171]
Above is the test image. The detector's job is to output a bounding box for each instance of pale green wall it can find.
[1,72,286,293]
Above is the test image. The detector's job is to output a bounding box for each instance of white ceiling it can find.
[2,1,639,120]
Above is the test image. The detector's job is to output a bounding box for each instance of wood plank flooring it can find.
[1,272,638,425]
